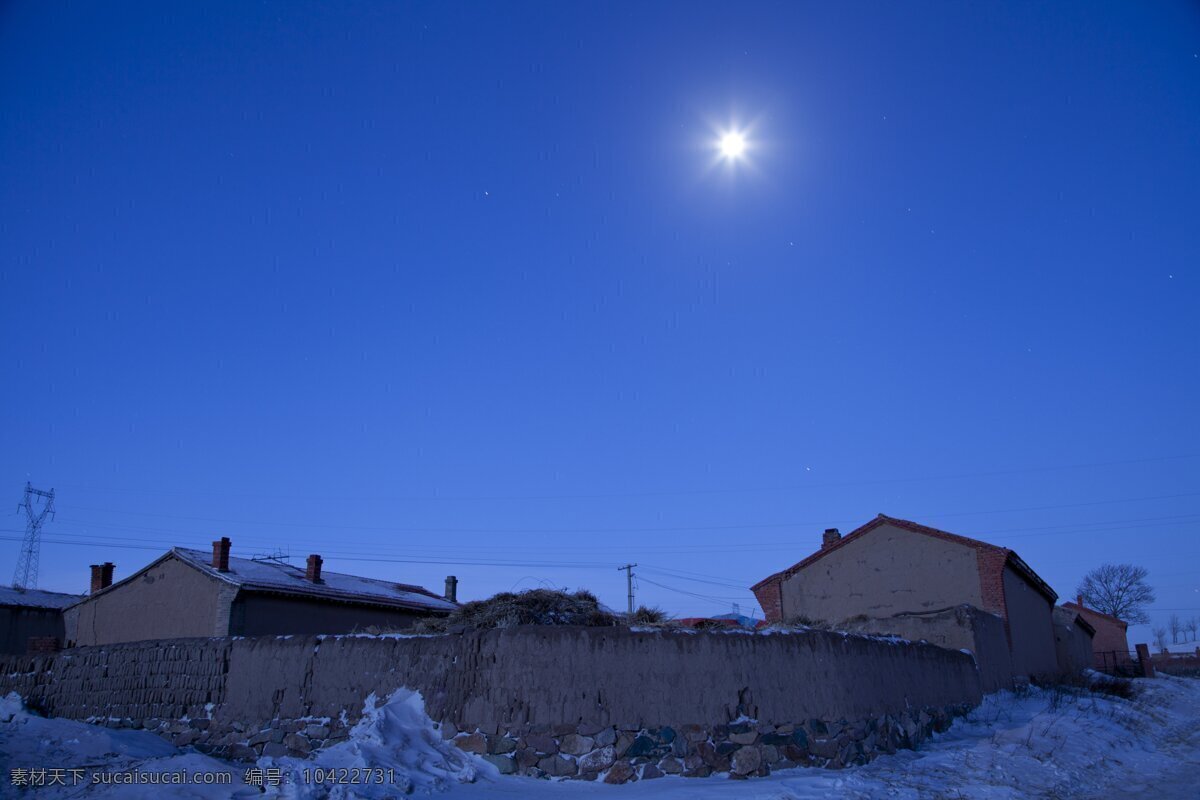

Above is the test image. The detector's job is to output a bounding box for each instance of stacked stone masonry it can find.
[446,707,971,782]
[0,626,983,780]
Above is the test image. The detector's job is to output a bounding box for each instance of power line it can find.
[52,489,1200,537]
[6,509,1199,566]
[0,534,620,568]
[640,566,752,591]
[29,508,1200,562]
[637,576,758,608]
[48,452,1200,502]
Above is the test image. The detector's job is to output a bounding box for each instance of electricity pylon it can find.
[13,482,55,590]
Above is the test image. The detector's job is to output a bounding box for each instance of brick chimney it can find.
[444,575,458,603]
[212,537,231,572]
[89,562,115,593]
[306,554,323,584]
[1077,594,1084,608]
[822,528,841,549]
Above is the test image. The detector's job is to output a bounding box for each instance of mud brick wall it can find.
[841,605,1015,694]
[0,638,231,722]
[0,626,983,781]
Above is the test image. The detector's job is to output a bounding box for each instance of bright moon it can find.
[719,131,747,159]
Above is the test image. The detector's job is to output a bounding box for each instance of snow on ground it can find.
[0,690,485,799]
[443,674,1200,800]
[0,693,257,799]
[2,675,1199,799]
[256,689,493,799]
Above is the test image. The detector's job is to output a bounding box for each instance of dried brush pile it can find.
[417,588,619,632]
[629,605,669,625]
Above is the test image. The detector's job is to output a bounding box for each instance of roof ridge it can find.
[751,514,1056,605]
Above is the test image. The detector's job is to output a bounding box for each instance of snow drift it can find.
[259,688,493,798]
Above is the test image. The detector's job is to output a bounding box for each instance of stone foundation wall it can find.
[448,705,972,781]
[0,626,983,781]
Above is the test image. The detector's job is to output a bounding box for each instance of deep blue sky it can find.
[2,2,1198,643]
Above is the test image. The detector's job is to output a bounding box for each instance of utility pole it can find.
[13,482,55,590]
[617,563,637,616]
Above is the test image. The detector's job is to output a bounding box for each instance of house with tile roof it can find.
[64,537,457,646]
[0,585,83,654]
[1061,595,1131,668]
[751,514,1060,681]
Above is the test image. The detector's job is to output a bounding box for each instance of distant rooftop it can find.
[0,585,84,610]
[173,548,456,613]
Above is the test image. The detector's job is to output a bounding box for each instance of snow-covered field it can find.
[2,674,1198,799]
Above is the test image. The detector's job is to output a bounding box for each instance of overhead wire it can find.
[22,510,1200,562]
[636,577,759,608]
[46,452,1200,502]
[50,490,1200,538]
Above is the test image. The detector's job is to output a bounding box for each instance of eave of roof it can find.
[1063,601,1128,629]
[233,582,450,613]
[751,514,1058,605]
[1054,606,1097,636]
[0,586,85,610]
[62,551,176,610]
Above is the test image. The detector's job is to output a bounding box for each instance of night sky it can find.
[2,2,1198,645]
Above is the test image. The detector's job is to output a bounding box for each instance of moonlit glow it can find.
[719,131,747,159]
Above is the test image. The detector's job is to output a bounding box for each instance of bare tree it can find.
[1076,564,1155,625]
[1169,613,1182,644]
[1188,617,1199,643]
[1153,627,1168,650]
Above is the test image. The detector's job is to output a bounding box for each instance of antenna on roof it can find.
[250,548,292,564]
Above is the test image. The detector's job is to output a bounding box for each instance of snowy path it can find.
[2,676,1198,799]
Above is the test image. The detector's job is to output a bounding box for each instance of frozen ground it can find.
[2,674,1198,799]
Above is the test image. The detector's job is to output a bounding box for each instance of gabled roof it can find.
[70,548,456,614]
[172,548,457,613]
[0,585,83,610]
[751,513,1058,604]
[1053,606,1097,637]
[1062,601,1128,630]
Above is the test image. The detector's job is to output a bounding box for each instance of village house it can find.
[0,585,83,654]
[64,537,458,646]
[751,514,1060,683]
[1051,606,1096,676]
[1061,595,1131,670]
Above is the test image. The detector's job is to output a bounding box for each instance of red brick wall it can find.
[26,636,60,654]
[975,550,1008,618]
[1072,607,1129,657]
[752,580,783,623]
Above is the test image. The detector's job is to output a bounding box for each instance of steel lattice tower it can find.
[13,482,55,590]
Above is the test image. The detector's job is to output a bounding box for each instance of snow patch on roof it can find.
[172,548,456,613]
[0,585,83,610]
